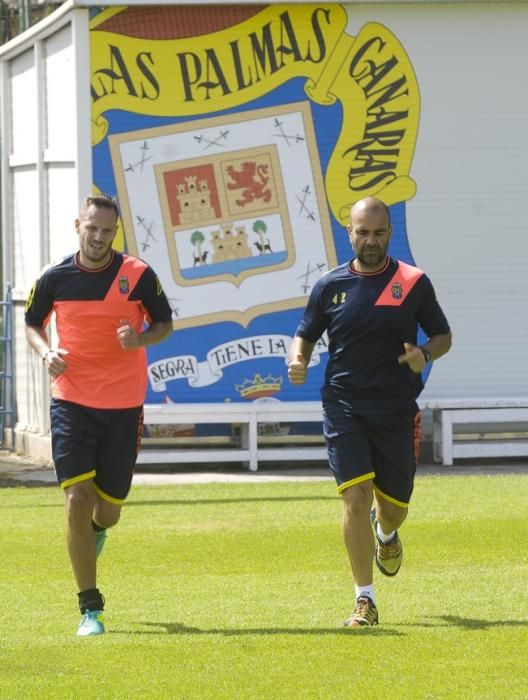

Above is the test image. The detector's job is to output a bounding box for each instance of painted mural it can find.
[89,3,421,416]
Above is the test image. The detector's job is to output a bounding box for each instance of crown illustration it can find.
[235,373,283,399]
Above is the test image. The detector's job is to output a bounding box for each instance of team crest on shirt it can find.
[118,276,130,294]
[391,282,403,300]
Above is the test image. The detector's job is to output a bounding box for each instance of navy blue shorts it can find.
[323,401,421,506]
[50,398,144,503]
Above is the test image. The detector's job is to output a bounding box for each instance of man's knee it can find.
[341,481,373,518]
[64,482,96,522]
[94,502,121,529]
[375,496,408,530]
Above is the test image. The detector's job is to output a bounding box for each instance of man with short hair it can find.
[288,197,452,627]
[25,193,173,636]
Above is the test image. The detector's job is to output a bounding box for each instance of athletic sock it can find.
[92,520,106,533]
[377,522,396,544]
[355,585,376,605]
[78,588,105,613]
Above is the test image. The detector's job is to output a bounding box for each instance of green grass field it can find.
[1,473,527,699]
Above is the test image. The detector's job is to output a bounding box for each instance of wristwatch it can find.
[419,346,432,363]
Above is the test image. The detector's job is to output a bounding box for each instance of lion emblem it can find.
[225,161,272,206]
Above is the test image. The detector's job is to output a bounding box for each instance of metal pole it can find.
[6,283,14,449]
[18,0,31,33]
[0,1,7,45]
[0,283,15,449]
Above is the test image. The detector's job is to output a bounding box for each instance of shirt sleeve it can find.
[24,272,54,328]
[135,267,173,323]
[294,276,328,343]
[416,275,450,338]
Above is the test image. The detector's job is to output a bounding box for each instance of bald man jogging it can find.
[288,197,452,627]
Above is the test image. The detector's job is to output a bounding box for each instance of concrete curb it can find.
[1,451,527,487]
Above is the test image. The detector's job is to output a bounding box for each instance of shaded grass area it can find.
[1,475,527,699]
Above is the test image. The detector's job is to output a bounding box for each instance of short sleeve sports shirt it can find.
[295,257,450,414]
[25,251,173,409]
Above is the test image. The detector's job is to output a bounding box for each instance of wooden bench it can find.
[421,398,528,466]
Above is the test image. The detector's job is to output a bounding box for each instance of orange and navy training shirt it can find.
[295,257,450,414]
[25,251,173,409]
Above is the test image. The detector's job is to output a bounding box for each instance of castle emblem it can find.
[210,222,252,262]
[176,175,215,224]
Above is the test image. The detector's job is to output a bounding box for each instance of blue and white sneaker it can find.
[95,529,107,558]
[77,610,105,636]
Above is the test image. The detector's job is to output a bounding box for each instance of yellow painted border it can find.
[374,485,409,509]
[337,472,375,494]
[61,471,96,490]
[93,482,126,506]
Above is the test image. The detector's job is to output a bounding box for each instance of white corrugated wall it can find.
[0,5,91,450]
[347,2,528,400]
